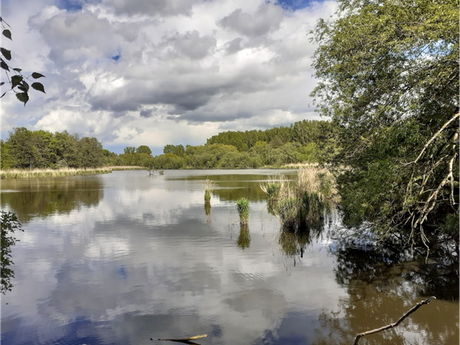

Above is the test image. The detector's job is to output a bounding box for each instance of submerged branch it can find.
[353,296,436,345]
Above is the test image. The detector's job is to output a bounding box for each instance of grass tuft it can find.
[236,198,249,224]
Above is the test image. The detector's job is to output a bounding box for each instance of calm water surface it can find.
[1,170,458,345]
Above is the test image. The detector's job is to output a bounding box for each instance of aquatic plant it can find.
[273,167,337,231]
[236,198,249,224]
[277,197,299,230]
[260,174,288,200]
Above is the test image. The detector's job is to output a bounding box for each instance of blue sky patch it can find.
[276,0,314,10]
[58,0,84,12]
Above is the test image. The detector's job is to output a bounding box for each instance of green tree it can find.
[53,131,79,167]
[7,127,38,168]
[311,0,459,249]
[163,144,185,157]
[124,147,136,154]
[77,137,104,168]
[153,153,185,169]
[0,140,13,169]
[137,145,152,155]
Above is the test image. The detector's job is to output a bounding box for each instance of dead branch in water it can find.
[353,296,436,345]
[157,334,207,344]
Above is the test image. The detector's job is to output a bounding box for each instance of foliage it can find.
[151,120,338,170]
[236,198,249,224]
[137,145,152,155]
[277,197,299,230]
[271,168,336,231]
[1,211,23,294]
[1,128,107,169]
[164,144,185,157]
[153,153,184,169]
[0,17,45,105]
[311,0,459,249]
[77,137,104,168]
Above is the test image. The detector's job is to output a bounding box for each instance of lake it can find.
[1,170,458,345]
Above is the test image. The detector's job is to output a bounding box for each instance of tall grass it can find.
[271,167,337,231]
[260,174,288,200]
[1,167,112,179]
[236,198,249,224]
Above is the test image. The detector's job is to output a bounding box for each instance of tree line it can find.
[152,120,337,169]
[1,120,336,170]
[1,127,105,169]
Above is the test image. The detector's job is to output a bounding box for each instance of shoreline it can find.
[0,166,145,179]
[0,163,321,179]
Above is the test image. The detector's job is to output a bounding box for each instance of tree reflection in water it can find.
[313,241,459,345]
[1,177,104,222]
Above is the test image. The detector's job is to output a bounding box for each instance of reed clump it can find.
[260,174,288,200]
[236,198,249,225]
[272,167,337,231]
[0,167,112,179]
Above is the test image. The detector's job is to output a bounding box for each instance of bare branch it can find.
[353,296,436,345]
[408,113,459,165]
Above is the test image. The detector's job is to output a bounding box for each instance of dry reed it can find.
[0,167,112,179]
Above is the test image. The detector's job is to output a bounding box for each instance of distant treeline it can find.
[152,120,337,169]
[0,127,155,169]
[0,120,337,170]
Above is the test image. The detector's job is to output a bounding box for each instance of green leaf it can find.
[19,80,29,92]
[31,82,45,93]
[2,29,11,40]
[16,92,29,105]
[31,72,45,79]
[0,59,9,71]
[13,68,22,73]
[0,48,11,61]
[11,75,22,89]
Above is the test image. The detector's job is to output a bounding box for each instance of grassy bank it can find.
[0,167,113,179]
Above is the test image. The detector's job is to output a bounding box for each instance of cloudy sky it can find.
[1,0,336,155]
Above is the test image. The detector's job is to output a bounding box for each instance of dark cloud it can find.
[104,0,196,17]
[176,109,253,123]
[218,4,284,37]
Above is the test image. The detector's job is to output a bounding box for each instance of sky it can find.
[0,0,337,155]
